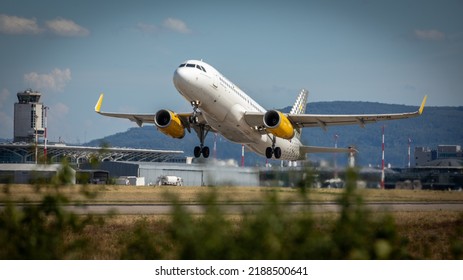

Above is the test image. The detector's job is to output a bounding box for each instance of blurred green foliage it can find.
[1,165,462,259]
[0,161,96,259]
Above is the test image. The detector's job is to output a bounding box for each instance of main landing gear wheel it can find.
[265,147,273,159]
[265,135,282,159]
[202,146,210,158]
[274,147,282,159]
[265,147,282,159]
[194,146,210,158]
[194,146,202,158]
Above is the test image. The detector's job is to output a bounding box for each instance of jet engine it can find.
[154,109,185,139]
[263,110,295,139]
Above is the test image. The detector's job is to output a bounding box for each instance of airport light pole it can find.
[408,137,412,168]
[35,112,39,164]
[381,126,385,189]
[334,134,338,178]
[43,106,49,160]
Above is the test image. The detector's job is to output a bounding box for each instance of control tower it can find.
[14,89,44,142]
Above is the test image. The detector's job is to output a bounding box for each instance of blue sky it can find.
[0,0,462,143]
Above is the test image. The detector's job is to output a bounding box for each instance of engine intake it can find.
[263,110,295,140]
[154,109,185,139]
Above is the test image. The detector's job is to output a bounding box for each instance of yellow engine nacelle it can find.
[154,109,185,139]
[263,110,295,140]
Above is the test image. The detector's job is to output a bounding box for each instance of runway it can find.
[65,201,463,215]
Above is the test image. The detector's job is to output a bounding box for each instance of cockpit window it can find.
[180,63,207,73]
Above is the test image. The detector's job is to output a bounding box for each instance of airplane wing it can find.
[94,94,216,134]
[244,95,427,131]
[94,94,156,127]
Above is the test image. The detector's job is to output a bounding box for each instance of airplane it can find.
[95,59,427,161]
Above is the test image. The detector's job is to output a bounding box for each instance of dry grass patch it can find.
[2,184,463,204]
[73,211,463,259]
[393,211,463,259]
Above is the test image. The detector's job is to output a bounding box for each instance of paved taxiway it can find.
[64,201,463,215]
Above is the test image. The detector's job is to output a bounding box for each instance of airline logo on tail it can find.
[290,89,308,140]
[290,89,308,115]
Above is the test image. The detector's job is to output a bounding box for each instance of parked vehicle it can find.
[157,175,183,186]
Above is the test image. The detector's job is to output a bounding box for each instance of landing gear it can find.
[194,146,202,158]
[265,147,273,159]
[189,100,200,124]
[265,147,282,159]
[202,146,210,158]
[190,100,210,158]
[194,144,210,158]
[265,135,282,159]
[274,147,282,159]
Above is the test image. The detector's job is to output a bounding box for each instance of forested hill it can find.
[85,102,463,167]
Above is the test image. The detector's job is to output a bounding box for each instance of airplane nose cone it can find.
[173,67,189,90]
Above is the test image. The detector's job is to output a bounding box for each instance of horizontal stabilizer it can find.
[300,145,357,154]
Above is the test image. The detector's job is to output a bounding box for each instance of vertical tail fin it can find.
[290,89,308,140]
[290,89,308,115]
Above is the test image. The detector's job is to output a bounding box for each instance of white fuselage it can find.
[173,60,304,160]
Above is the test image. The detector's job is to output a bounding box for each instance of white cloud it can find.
[45,17,89,37]
[137,18,191,35]
[24,68,72,92]
[0,88,10,108]
[162,18,191,34]
[414,29,446,41]
[0,14,43,35]
[0,14,89,37]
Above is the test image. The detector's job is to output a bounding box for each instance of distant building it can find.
[14,89,44,143]
[415,145,462,166]
[438,145,462,159]
[0,163,76,184]
[0,142,185,164]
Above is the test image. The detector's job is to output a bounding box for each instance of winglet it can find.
[95,93,104,113]
[418,95,427,115]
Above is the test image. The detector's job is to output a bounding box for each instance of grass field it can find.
[77,211,462,259]
[2,184,463,204]
[1,183,462,259]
